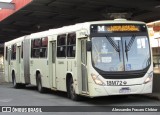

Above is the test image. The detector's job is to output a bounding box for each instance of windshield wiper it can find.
[105,35,121,61]
[145,57,151,67]
[125,35,135,61]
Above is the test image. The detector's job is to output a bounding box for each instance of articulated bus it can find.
[4,19,153,100]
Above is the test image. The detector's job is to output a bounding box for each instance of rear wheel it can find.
[12,73,20,88]
[68,78,81,101]
[37,73,45,93]
[12,73,17,88]
[12,73,25,88]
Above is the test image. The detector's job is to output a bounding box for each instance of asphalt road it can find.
[0,82,159,106]
[0,72,160,115]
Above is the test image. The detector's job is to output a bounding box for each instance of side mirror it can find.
[86,41,92,51]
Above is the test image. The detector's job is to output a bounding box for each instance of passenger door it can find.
[51,41,57,88]
[81,39,88,92]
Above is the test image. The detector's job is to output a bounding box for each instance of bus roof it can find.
[83,19,145,25]
[23,19,147,38]
[48,19,146,35]
[5,19,146,44]
[5,36,26,46]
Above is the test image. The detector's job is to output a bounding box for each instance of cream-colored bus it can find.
[4,19,153,100]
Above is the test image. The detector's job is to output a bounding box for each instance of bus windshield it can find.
[92,36,151,72]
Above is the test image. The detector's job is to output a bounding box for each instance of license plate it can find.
[119,87,131,94]
[106,81,123,86]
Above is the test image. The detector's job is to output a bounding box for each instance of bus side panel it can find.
[24,37,30,84]
[56,58,67,91]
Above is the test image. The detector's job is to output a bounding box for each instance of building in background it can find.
[147,21,160,73]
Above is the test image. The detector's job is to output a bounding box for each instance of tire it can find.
[68,78,81,101]
[37,73,45,93]
[12,73,25,89]
[19,84,26,88]
[12,73,19,88]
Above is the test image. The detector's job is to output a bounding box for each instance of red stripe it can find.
[0,0,33,21]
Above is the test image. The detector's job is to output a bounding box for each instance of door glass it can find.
[52,43,56,63]
[81,40,86,64]
[19,47,21,63]
[81,40,88,92]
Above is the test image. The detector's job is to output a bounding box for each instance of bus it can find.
[4,19,153,101]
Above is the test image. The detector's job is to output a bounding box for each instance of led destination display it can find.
[90,24,147,33]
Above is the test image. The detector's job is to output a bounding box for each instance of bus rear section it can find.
[85,22,153,97]
[4,36,30,87]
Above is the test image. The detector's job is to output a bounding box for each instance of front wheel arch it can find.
[36,71,45,93]
[12,70,17,88]
[66,74,81,101]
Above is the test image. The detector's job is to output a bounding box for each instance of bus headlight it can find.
[91,73,106,86]
[144,71,153,84]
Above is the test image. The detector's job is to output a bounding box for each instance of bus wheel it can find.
[37,73,45,93]
[69,78,81,101]
[12,73,18,88]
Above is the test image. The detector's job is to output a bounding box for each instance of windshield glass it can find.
[92,36,150,72]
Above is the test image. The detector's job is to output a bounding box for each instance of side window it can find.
[67,32,76,57]
[31,39,41,58]
[31,40,34,58]
[57,34,66,57]
[40,37,48,58]
[5,47,8,60]
[11,44,16,60]
[21,42,23,59]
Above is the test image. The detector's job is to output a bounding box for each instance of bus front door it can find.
[51,41,57,88]
[81,39,88,93]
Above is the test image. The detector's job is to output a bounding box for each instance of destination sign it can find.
[90,24,147,33]
[106,25,139,32]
